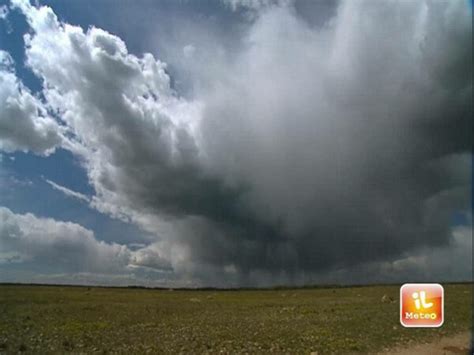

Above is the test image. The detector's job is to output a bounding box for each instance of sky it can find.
[0,0,472,287]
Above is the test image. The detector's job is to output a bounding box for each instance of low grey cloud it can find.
[2,0,471,286]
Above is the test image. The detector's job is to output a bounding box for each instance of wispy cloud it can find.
[45,178,90,203]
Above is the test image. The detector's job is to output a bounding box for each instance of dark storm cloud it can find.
[186,0,472,282]
[2,0,472,285]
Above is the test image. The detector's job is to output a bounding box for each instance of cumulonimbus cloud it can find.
[1,0,472,285]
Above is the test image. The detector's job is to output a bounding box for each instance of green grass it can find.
[0,283,471,354]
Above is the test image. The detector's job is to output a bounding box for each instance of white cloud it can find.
[182,44,196,59]
[0,206,174,279]
[0,5,8,19]
[0,206,129,272]
[0,50,62,155]
[129,243,173,271]
[12,0,204,221]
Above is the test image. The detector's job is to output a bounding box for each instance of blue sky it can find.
[0,0,471,287]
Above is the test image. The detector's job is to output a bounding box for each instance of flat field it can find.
[0,283,471,354]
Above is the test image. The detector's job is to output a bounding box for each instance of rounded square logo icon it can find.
[400,283,444,328]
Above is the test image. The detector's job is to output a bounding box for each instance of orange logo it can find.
[400,283,444,327]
